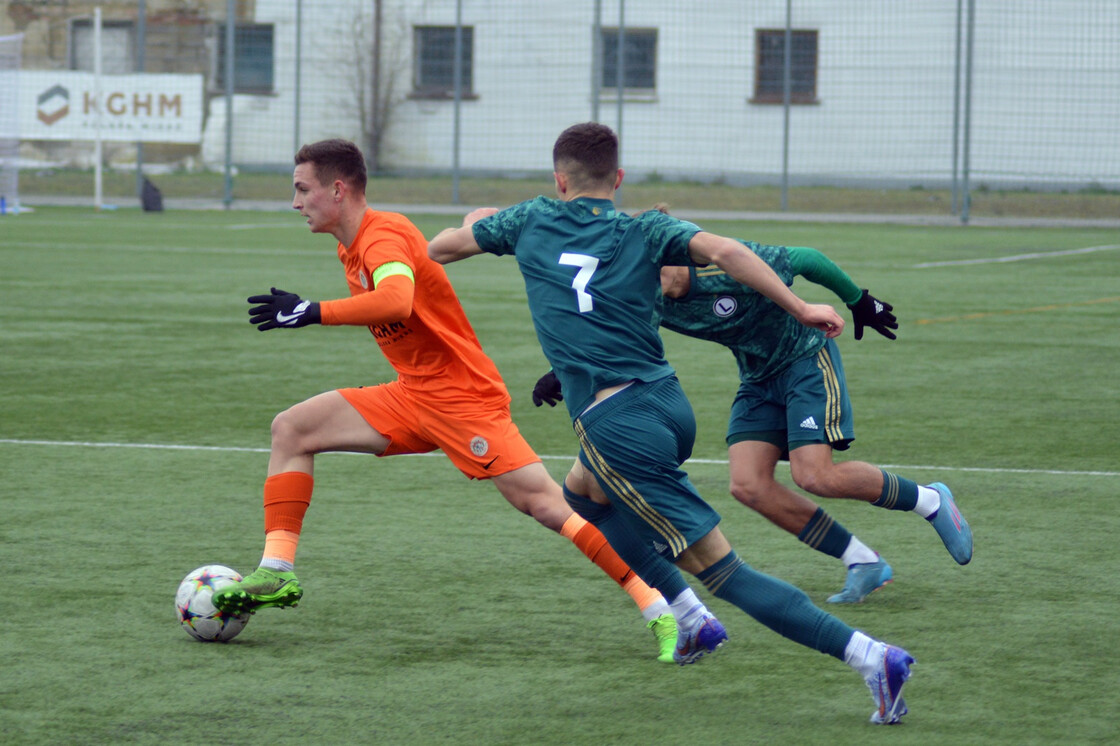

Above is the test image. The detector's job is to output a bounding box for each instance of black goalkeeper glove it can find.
[247,287,322,331]
[846,289,897,341]
[531,370,563,407]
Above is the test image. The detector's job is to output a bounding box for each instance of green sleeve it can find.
[786,246,862,306]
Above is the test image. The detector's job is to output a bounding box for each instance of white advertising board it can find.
[11,71,204,143]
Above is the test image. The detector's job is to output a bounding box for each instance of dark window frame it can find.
[599,27,658,94]
[214,23,275,95]
[411,25,476,100]
[752,28,819,105]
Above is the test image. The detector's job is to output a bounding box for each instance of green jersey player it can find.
[429,122,916,724]
[533,217,973,605]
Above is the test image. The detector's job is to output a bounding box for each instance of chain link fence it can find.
[3,0,1118,218]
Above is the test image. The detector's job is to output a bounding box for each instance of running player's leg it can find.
[729,439,890,602]
[553,461,678,661]
[728,369,889,595]
[213,389,392,614]
[423,402,675,661]
[677,529,913,724]
[571,378,728,664]
[492,462,667,614]
[575,376,913,717]
[729,439,823,534]
[784,340,971,564]
[561,469,712,664]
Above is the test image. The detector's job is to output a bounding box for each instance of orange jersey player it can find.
[210,138,678,662]
[329,208,509,407]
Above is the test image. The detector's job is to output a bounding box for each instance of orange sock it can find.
[261,472,313,567]
[560,513,665,613]
[622,575,665,614]
[263,529,300,566]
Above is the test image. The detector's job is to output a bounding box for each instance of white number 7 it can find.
[558,253,599,313]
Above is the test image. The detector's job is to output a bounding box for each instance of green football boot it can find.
[211,567,303,615]
[646,613,678,664]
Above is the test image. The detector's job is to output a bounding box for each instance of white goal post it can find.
[0,33,22,215]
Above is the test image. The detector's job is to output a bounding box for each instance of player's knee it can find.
[270,408,306,453]
[789,465,832,497]
[729,477,767,511]
[493,477,566,529]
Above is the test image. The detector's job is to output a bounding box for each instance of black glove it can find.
[847,289,897,341]
[247,287,322,331]
[531,370,563,407]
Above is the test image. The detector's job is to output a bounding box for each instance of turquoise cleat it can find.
[828,557,893,604]
[927,482,973,565]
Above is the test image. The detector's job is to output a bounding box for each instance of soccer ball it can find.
[176,565,250,642]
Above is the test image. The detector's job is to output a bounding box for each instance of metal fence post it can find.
[135,0,146,202]
[781,0,792,212]
[223,0,235,209]
[452,0,464,205]
[961,0,975,224]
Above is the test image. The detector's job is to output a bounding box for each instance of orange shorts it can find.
[338,381,540,480]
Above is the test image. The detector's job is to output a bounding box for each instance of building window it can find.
[70,19,135,73]
[413,26,474,98]
[214,24,274,94]
[600,28,657,92]
[752,29,818,104]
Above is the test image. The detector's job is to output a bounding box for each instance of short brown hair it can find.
[552,122,619,192]
[632,203,672,218]
[294,139,367,195]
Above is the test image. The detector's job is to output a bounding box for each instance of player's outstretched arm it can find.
[248,274,415,331]
[428,207,498,264]
[787,246,897,341]
[689,232,845,337]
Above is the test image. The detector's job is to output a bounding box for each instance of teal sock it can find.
[797,507,853,559]
[872,470,919,511]
[562,484,690,602]
[697,551,854,659]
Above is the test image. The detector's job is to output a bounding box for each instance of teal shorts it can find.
[726,338,854,458]
[574,376,721,560]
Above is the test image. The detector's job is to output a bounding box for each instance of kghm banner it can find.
[13,71,204,144]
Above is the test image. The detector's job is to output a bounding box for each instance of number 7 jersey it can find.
[472,196,701,419]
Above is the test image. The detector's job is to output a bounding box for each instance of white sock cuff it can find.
[841,537,879,567]
[667,588,705,626]
[843,631,880,672]
[915,485,941,518]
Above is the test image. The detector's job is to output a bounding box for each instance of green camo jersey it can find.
[657,243,857,383]
[473,196,701,419]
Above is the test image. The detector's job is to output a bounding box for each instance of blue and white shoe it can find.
[927,482,973,565]
[866,645,915,724]
[673,610,728,665]
[827,557,893,604]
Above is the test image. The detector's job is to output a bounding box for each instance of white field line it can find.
[1,438,1115,478]
[913,243,1120,268]
[1,240,311,256]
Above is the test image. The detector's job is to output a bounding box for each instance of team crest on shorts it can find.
[470,436,489,457]
[712,296,738,318]
[359,270,370,289]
